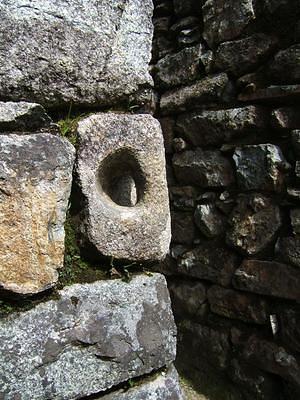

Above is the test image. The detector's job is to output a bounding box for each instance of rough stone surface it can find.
[233,260,300,300]
[170,186,197,210]
[269,45,300,84]
[0,0,153,107]
[0,274,177,400]
[0,101,52,132]
[229,358,280,400]
[171,212,196,244]
[226,194,281,255]
[76,113,171,261]
[290,209,300,235]
[207,286,269,324]
[178,320,230,371]
[239,336,300,387]
[271,108,300,129]
[177,242,239,286]
[278,236,300,268]
[233,144,289,192]
[168,279,207,319]
[202,0,256,47]
[279,308,300,353]
[156,44,203,89]
[99,365,183,400]
[214,34,277,77]
[194,204,225,238]
[173,149,234,188]
[173,0,201,16]
[176,106,267,147]
[238,84,300,102]
[0,133,75,295]
[291,130,300,157]
[160,73,231,114]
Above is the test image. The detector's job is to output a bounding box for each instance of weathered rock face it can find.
[0,0,153,108]
[271,108,300,129]
[160,73,231,114]
[269,45,300,84]
[233,144,289,192]
[233,260,300,300]
[0,101,52,132]
[202,0,256,47]
[0,133,75,295]
[0,274,177,400]
[226,194,281,255]
[171,212,196,244]
[176,106,267,147]
[214,34,277,77]
[173,149,234,188]
[168,280,207,319]
[278,236,300,268]
[207,286,269,324]
[177,242,239,286]
[76,113,171,261]
[194,204,225,238]
[155,44,203,89]
[99,365,183,400]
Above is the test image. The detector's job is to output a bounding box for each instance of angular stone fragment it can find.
[239,336,300,387]
[168,280,207,319]
[160,73,231,115]
[177,242,239,286]
[226,194,281,255]
[160,117,175,154]
[176,106,267,147]
[76,113,170,261]
[277,236,300,269]
[0,101,52,132]
[0,274,177,400]
[207,286,269,324]
[99,365,183,400]
[0,0,153,107]
[171,212,196,244]
[269,45,300,84]
[155,44,203,89]
[170,186,197,210]
[214,34,277,76]
[233,260,300,300]
[0,133,75,295]
[202,0,256,47]
[194,204,225,238]
[233,144,289,192]
[173,149,234,188]
[271,108,300,129]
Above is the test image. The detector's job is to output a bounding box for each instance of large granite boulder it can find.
[0,101,52,132]
[76,113,171,261]
[99,365,183,400]
[0,0,153,108]
[0,133,75,295]
[0,274,177,400]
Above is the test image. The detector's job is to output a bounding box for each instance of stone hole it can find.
[97,148,146,207]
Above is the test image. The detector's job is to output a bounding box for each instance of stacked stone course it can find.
[152,0,300,399]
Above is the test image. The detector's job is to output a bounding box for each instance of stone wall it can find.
[152,1,300,399]
[0,1,183,399]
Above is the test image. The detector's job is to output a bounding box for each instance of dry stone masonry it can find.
[0,1,181,399]
[152,0,300,399]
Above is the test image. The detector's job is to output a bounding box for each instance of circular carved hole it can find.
[98,149,146,207]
